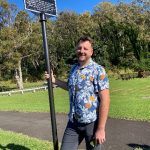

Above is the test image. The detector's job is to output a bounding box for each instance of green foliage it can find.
[136,58,150,71]
[0,1,150,82]
[53,11,79,71]
[93,2,150,69]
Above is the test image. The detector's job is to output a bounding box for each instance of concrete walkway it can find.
[0,111,150,150]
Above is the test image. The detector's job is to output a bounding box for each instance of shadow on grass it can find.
[128,143,150,150]
[0,143,30,150]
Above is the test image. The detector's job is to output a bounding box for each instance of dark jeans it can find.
[60,119,102,150]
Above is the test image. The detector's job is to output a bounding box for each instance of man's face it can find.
[76,41,93,63]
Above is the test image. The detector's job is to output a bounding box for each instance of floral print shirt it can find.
[68,59,109,123]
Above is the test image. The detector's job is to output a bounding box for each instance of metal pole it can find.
[40,13,58,150]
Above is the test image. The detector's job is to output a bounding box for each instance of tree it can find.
[53,12,79,76]
[0,11,32,89]
[0,0,17,29]
[93,1,150,71]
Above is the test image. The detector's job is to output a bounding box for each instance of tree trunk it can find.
[15,60,24,89]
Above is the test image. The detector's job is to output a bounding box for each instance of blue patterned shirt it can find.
[68,59,109,123]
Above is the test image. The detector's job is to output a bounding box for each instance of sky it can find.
[8,0,132,15]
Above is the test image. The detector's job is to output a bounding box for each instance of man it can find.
[45,36,110,150]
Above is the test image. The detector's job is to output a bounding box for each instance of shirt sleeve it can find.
[94,66,109,92]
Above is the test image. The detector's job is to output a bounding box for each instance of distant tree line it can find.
[0,0,149,89]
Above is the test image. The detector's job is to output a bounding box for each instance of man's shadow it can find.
[128,143,150,150]
[0,143,30,150]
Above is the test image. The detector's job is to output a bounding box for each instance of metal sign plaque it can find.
[24,0,57,16]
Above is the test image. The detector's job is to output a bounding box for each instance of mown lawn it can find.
[0,88,69,113]
[0,129,53,150]
[109,77,150,121]
[0,77,150,121]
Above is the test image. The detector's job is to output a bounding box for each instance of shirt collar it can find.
[78,58,93,70]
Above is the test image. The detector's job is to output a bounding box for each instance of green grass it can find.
[0,77,150,121]
[0,80,44,90]
[0,88,69,113]
[109,77,150,121]
[0,129,53,150]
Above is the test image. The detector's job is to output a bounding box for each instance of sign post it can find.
[24,1,58,150]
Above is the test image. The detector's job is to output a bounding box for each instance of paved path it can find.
[0,111,150,150]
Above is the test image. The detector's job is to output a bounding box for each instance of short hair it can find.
[76,36,93,48]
